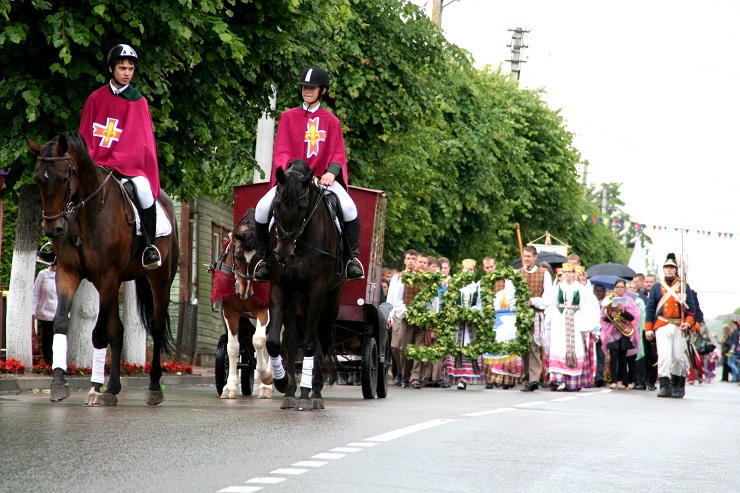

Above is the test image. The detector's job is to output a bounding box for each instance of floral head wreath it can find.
[461,259,476,269]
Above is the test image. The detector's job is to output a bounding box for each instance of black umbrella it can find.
[586,263,636,280]
[510,251,567,269]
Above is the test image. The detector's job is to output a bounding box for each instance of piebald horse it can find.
[212,209,274,399]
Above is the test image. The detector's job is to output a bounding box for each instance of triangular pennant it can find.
[581,215,588,221]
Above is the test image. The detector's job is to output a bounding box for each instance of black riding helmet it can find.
[298,66,329,109]
[298,66,330,90]
[107,44,138,70]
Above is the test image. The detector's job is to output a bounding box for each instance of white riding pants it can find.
[127,176,155,209]
[655,324,689,378]
[255,182,357,224]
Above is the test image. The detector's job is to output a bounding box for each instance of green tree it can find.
[0,0,350,201]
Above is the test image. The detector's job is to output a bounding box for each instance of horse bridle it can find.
[37,154,112,221]
[211,236,252,281]
[273,178,336,259]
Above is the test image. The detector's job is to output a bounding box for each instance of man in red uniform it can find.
[253,66,363,281]
[644,253,697,398]
[79,44,161,269]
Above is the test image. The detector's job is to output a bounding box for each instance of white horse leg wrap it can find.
[91,348,107,385]
[52,334,68,371]
[300,356,314,389]
[270,356,285,380]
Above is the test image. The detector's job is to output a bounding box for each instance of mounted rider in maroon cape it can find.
[29,43,179,406]
[79,43,161,269]
[253,66,364,282]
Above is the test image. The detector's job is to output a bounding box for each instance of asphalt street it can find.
[1,378,739,493]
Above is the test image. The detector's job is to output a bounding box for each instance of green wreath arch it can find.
[403,267,534,362]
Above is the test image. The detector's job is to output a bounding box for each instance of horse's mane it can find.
[234,208,257,252]
[40,132,95,168]
[281,159,312,204]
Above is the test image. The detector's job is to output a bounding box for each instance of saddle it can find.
[120,179,172,237]
[121,179,145,258]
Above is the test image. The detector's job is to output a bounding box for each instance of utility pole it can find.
[431,0,443,28]
[506,27,529,81]
[601,187,608,215]
[254,89,276,183]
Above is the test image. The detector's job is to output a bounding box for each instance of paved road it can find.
[1,380,739,492]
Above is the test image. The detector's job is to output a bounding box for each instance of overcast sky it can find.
[412,0,740,317]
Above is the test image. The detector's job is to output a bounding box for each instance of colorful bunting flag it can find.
[579,215,739,239]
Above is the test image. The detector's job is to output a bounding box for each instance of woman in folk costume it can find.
[544,263,601,391]
[445,259,484,389]
[575,265,599,388]
[600,280,642,389]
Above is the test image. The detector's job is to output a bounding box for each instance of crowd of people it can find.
[378,247,711,399]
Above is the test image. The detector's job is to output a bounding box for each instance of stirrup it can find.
[142,245,162,270]
[345,258,365,280]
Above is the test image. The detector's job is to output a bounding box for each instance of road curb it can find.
[0,373,215,393]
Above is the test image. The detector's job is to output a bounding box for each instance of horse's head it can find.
[231,235,253,302]
[272,160,316,265]
[29,133,87,238]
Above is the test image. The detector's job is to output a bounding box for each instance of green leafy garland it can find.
[403,267,534,362]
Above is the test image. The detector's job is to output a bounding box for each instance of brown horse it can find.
[211,209,273,399]
[29,132,179,406]
[265,159,345,410]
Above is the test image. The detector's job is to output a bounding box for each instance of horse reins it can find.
[273,180,337,259]
[38,155,113,223]
[212,236,253,281]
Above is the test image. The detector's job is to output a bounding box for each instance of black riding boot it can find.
[253,221,271,282]
[141,205,161,270]
[657,376,672,398]
[343,218,364,280]
[670,374,685,398]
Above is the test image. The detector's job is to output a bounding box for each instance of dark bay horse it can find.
[29,132,179,406]
[266,159,346,410]
[211,209,273,399]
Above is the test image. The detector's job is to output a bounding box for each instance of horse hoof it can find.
[295,398,313,411]
[312,398,325,410]
[220,389,237,399]
[280,396,296,409]
[85,392,118,407]
[85,389,103,407]
[146,390,164,406]
[50,383,70,402]
[258,387,273,399]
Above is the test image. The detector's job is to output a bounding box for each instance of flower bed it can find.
[1,359,193,376]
